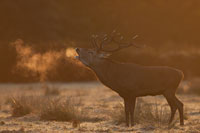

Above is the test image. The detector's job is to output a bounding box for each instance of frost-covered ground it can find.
[0,82,199,133]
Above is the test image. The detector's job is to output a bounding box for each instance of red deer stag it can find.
[75,32,184,127]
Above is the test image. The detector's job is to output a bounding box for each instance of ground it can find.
[0,82,200,133]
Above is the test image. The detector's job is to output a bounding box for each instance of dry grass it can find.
[7,95,89,123]
[111,98,189,129]
[135,99,170,126]
[9,96,33,117]
[111,103,125,125]
[111,98,170,127]
[44,87,60,96]
[1,83,200,132]
[0,127,25,133]
[39,97,81,122]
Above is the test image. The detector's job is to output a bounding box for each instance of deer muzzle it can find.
[75,48,80,59]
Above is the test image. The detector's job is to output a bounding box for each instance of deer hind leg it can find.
[174,96,184,126]
[124,99,130,127]
[163,93,177,124]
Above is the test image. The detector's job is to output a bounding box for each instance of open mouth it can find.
[75,48,80,59]
[75,55,80,59]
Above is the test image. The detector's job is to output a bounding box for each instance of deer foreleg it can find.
[130,97,136,126]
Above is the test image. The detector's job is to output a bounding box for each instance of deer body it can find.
[91,58,183,98]
[75,32,184,127]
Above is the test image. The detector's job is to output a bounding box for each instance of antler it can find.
[91,35,99,50]
[91,31,141,52]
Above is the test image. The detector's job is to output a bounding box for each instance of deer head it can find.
[75,31,140,67]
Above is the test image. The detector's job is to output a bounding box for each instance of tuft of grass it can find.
[9,97,32,117]
[134,98,170,126]
[7,95,48,117]
[110,103,125,125]
[40,97,81,122]
[110,98,170,127]
[7,95,94,124]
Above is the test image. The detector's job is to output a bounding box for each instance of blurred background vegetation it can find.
[1,0,200,83]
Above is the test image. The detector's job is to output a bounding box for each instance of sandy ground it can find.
[0,82,200,133]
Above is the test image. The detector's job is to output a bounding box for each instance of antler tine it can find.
[100,33,140,52]
[99,34,113,50]
[99,32,121,48]
[112,34,139,48]
[100,42,138,52]
[132,35,138,40]
[91,31,141,53]
[91,35,99,50]
[93,30,121,51]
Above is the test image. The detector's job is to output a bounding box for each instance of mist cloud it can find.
[11,39,81,82]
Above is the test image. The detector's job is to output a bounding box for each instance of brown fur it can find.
[76,48,184,127]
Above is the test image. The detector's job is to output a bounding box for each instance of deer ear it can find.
[98,52,111,58]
